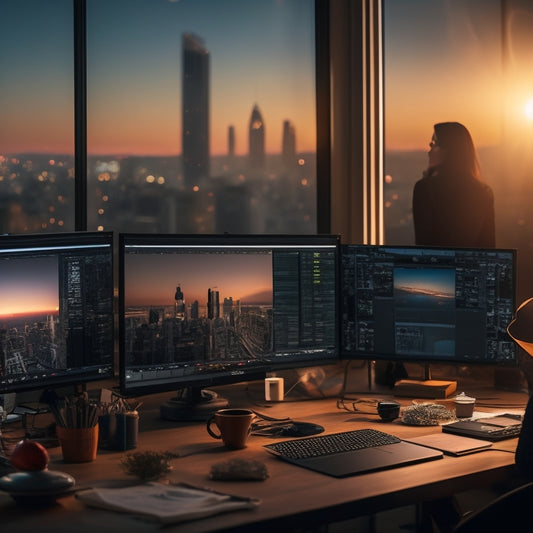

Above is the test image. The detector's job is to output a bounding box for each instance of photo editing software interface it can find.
[0,232,114,393]
[340,245,516,365]
[119,234,339,397]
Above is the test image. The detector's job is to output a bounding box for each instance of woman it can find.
[412,122,495,248]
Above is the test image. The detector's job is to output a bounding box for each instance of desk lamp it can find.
[507,297,533,393]
[507,297,533,477]
[508,297,533,357]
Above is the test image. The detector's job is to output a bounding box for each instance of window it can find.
[383,0,533,303]
[0,0,74,233]
[0,0,320,236]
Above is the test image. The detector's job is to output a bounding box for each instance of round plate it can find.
[0,469,76,505]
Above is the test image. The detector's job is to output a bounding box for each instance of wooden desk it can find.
[1,383,529,533]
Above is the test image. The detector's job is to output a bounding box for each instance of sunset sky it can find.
[4,1,533,158]
[124,252,273,307]
[384,0,504,151]
[384,0,533,152]
[0,257,58,317]
[1,0,315,157]
[394,267,455,299]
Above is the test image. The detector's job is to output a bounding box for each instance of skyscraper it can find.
[249,104,265,169]
[282,119,296,167]
[174,285,185,320]
[182,34,210,189]
[207,288,220,319]
[228,125,235,158]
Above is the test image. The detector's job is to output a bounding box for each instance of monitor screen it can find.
[119,233,339,416]
[340,245,517,365]
[0,232,114,393]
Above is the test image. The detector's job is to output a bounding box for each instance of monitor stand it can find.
[393,364,457,399]
[160,387,229,421]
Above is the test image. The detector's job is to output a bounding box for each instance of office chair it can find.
[451,481,533,533]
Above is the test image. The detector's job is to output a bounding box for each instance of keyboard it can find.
[264,428,401,460]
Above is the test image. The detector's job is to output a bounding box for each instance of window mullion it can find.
[74,0,87,231]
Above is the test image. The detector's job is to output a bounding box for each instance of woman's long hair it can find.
[434,122,482,180]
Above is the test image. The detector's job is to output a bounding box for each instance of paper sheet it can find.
[76,482,260,524]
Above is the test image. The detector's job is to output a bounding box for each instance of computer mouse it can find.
[280,422,325,437]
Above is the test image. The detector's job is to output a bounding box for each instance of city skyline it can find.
[1,0,316,157]
[5,1,533,157]
[124,252,273,307]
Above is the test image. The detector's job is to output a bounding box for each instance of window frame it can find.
[329,0,384,245]
[72,0,333,235]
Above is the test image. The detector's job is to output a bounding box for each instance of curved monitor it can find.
[119,233,339,419]
[0,231,114,393]
[340,245,517,366]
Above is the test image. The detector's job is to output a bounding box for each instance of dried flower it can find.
[120,450,178,481]
[402,403,456,426]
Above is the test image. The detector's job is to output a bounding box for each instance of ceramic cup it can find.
[206,408,254,449]
[454,393,476,418]
[377,400,401,421]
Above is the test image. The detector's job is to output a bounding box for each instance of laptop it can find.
[263,429,443,478]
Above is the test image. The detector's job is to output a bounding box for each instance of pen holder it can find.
[98,411,139,451]
[57,424,99,462]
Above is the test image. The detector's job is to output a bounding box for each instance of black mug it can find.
[377,400,401,421]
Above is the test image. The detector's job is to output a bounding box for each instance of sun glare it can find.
[525,98,533,120]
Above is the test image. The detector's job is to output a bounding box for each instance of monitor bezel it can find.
[0,231,115,393]
[118,233,340,397]
[339,244,518,367]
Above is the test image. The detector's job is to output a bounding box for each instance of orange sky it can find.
[124,252,273,307]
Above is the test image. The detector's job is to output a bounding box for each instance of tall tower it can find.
[207,288,220,319]
[228,125,235,158]
[174,285,185,320]
[282,119,296,167]
[249,104,265,169]
[182,34,210,188]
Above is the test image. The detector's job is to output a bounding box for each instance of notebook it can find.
[442,415,522,442]
[263,429,443,478]
[403,432,493,456]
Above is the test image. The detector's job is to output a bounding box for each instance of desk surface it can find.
[1,383,529,533]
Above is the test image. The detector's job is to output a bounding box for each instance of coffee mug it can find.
[454,394,476,418]
[377,400,401,421]
[206,408,254,449]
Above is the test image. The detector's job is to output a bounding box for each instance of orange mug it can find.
[206,408,254,449]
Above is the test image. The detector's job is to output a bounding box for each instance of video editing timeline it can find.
[121,238,338,394]
[341,246,516,363]
[0,233,114,392]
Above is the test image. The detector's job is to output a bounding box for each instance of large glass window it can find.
[0,0,75,233]
[0,0,318,236]
[86,0,317,234]
[383,0,533,303]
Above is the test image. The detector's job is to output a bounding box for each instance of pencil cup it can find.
[57,425,99,462]
[98,411,138,450]
[453,393,476,418]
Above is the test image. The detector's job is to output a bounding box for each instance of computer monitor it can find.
[340,245,517,374]
[0,231,114,394]
[119,233,339,420]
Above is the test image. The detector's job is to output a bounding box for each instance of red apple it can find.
[10,439,49,471]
